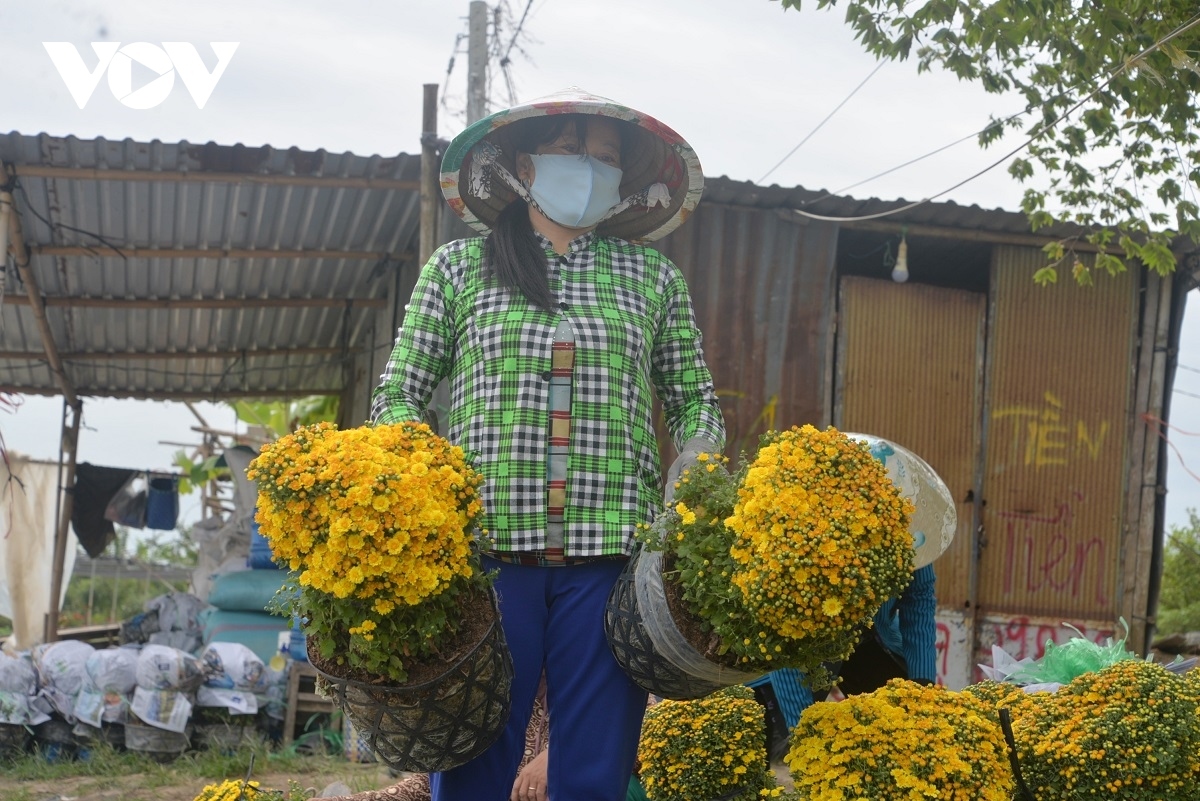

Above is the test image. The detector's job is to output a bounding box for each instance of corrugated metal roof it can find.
[1,131,422,400]
[2,131,1188,403]
[703,176,1072,238]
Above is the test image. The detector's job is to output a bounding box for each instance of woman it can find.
[371,88,724,801]
[750,563,938,762]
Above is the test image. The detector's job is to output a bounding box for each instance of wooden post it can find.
[45,398,82,643]
[420,84,451,431]
[420,84,440,266]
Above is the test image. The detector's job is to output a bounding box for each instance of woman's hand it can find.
[510,749,549,801]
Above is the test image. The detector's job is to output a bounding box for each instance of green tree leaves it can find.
[778,0,1200,283]
[1158,510,1200,634]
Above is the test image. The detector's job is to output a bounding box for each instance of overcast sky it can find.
[3,0,1200,530]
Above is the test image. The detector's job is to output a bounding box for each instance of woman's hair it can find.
[484,114,634,310]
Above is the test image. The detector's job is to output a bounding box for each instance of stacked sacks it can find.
[197,447,303,665]
[31,640,94,758]
[0,651,50,757]
[144,592,208,653]
[199,568,293,665]
[118,591,209,652]
[126,644,203,761]
[72,645,139,750]
[194,642,266,751]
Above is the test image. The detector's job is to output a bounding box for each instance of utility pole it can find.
[466,0,488,124]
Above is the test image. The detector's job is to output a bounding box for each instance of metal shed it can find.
[2,130,1196,683]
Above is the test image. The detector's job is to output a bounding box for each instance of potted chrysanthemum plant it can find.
[623,424,914,694]
[636,685,791,801]
[788,679,1014,801]
[247,421,511,773]
[969,659,1200,801]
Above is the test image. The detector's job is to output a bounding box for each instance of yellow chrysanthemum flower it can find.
[247,421,489,684]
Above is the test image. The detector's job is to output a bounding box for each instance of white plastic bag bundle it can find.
[199,642,266,692]
[130,686,192,733]
[32,640,95,720]
[196,686,258,714]
[0,652,50,726]
[0,651,37,694]
[135,644,203,692]
[145,592,208,634]
[74,646,140,727]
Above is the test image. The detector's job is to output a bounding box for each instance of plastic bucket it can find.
[145,476,179,530]
[248,521,280,570]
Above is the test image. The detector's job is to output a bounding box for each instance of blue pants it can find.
[432,556,647,801]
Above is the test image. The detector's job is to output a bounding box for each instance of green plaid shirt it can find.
[370,231,725,557]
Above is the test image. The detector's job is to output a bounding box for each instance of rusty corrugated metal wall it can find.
[835,277,986,610]
[655,204,839,452]
[978,246,1137,620]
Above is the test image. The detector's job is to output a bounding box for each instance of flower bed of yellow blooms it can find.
[966,660,1200,800]
[248,421,489,684]
[644,425,914,688]
[788,679,1014,801]
[192,779,305,801]
[783,660,1200,801]
[637,685,790,801]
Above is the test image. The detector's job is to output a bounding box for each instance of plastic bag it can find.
[32,640,95,721]
[198,642,266,692]
[103,472,147,528]
[196,685,258,714]
[135,644,203,692]
[144,591,208,634]
[0,651,37,694]
[992,620,1139,687]
[130,686,192,733]
[74,646,139,725]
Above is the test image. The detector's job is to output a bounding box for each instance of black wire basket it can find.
[604,549,732,701]
[310,591,514,773]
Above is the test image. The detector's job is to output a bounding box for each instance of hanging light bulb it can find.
[891,230,909,283]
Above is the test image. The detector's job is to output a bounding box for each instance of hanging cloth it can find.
[72,463,136,557]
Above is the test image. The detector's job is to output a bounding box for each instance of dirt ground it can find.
[12,763,793,800]
[10,763,399,801]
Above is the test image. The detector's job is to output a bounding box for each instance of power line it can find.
[501,0,535,64]
[757,62,885,185]
[791,9,1200,223]
[496,0,538,108]
[802,110,1025,205]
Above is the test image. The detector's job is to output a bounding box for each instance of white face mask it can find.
[525,153,623,229]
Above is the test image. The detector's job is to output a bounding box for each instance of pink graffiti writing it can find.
[998,491,1109,607]
[974,617,1115,682]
